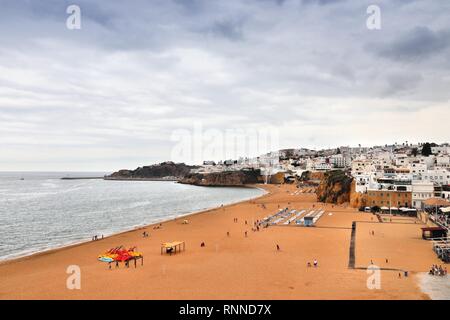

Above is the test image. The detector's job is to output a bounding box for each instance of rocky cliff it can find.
[107,162,198,180]
[316,170,353,204]
[180,169,262,186]
[349,180,367,208]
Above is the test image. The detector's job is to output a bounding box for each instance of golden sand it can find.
[0,184,441,299]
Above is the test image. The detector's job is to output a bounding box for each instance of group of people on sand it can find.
[429,264,448,276]
[251,219,261,232]
[307,259,319,268]
[142,231,149,238]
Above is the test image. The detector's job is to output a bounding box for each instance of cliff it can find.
[179,169,262,186]
[316,170,353,204]
[107,162,198,180]
[299,170,325,182]
[349,180,367,209]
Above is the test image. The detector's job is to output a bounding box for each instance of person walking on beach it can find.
[313,259,318,267]
[227,231,230,237]
[244,231,248,237]
[276,244,280,251]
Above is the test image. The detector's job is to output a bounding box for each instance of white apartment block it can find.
[331,154,347,168]
[419,168,450,185]
[314,162,333,171]
[412,181,435,209]
[436,155,450,168]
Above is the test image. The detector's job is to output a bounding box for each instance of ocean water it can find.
[0,172,264,261]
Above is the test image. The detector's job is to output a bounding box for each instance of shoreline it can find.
[0,183,444,300]
[0,184,268,266]
[104,177,179,181]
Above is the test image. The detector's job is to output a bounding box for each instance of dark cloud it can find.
[210,18,244,41]
[374,26,450,62]
[0,0,449,170]
[383,72,423,96]
[302,0,346,5]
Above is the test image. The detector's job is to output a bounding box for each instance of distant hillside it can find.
[107,162,198,180]
[180,169,262,186]
[316,170,353,204]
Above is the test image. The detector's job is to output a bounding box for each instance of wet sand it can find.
[0,184,443,299]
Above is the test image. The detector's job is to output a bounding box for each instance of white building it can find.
[436,155,450,168]
[412,181,435,209]
[314,162,333,171]
[351,159,373,177]
[331,154,346,168]
[442,190,450,201]
[394,154,410,167]
[409,162,427,177]
[421,168,450,185]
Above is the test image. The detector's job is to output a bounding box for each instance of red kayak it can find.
[115,249,133,262]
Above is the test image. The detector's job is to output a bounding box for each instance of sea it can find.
[0,172,265,261]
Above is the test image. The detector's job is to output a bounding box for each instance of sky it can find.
[0,0,449,171]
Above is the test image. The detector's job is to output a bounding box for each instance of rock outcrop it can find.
[316,170,353,204]
[107,162,198,180]
[180,169,262,186]
[349,180,367,209]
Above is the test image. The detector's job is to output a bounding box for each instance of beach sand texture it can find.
[0,184,444,300]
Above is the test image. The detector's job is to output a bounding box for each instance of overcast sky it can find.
[0,0,449,171]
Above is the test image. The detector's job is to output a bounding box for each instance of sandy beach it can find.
[0,184,444,300]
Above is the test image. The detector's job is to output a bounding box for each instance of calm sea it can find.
[0,172,264,261]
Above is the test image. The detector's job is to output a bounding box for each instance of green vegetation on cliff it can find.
[108,162,198,180]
